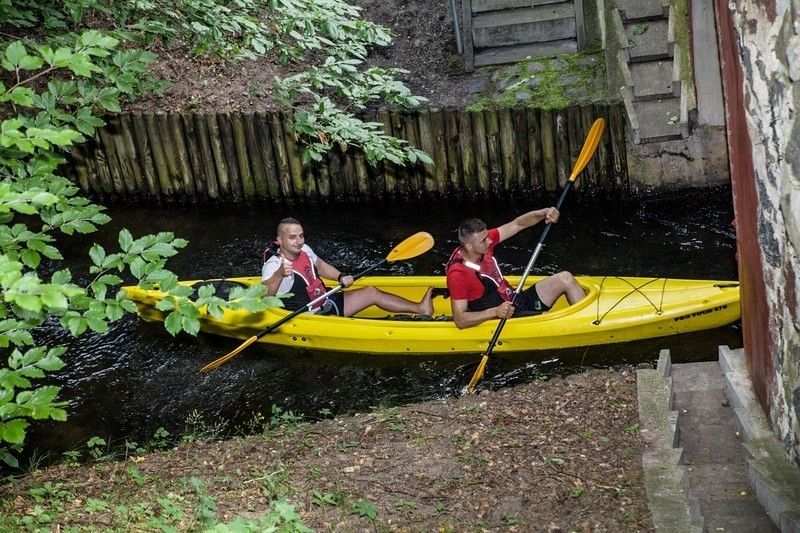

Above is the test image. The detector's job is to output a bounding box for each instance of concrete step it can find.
[671,362,725,392]
[472,0,567,13]
[472,3,576,48]
[615,0,669,22]
[701,499,780,532]
[473,39,577,67]
[626,18,672,62]
[629,60,677,101]
[631,97,683,143]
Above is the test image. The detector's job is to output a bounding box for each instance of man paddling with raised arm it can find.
[446,208,586,329]
[263,218,433,317]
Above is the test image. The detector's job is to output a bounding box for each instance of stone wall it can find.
[730,0,800,465]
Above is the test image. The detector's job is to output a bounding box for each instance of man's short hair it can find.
[458,218,487,244]
[277,217,301,236]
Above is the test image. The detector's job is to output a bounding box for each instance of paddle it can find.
[200,231,435,372]
[465,117,606,393]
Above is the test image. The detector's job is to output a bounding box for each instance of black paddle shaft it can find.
[483,181,575,356]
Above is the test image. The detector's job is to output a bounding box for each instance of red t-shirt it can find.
[446,228,501,301]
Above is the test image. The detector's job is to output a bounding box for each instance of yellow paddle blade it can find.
[568,118,606,182]
[200,335,258,372]
[386,231,434,262]
[465,354,489,393]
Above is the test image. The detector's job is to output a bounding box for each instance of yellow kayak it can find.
[123,275,740,355]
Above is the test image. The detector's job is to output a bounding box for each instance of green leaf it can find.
[40,290,68,310]
[89,244,105,267]
[164,312,182,336]
[0,419,28,445]
[14,294,41,313]
[4,42,26,66]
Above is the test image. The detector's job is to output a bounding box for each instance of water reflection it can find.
[27,188,741,456]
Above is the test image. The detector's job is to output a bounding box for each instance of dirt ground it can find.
[127,0,472,114]
[1,369,652,530]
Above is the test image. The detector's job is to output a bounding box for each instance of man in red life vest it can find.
[446,208,586,329]
[262,218,433,317]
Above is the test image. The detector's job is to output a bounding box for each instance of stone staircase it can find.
[611,0,692,143]
[462,0,581,70]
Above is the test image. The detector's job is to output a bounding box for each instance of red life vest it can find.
[445,246,514,310]
[266,243,328,310]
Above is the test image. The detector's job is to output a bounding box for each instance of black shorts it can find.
[513,283,551,316]
[317,291,345,316]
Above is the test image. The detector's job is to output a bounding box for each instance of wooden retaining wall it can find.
[68,104,628,203]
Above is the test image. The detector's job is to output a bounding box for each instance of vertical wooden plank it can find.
[340,148,357,200]
[472,111,490,194]
[402,112,423,199]
[70,145,91,193]
[119,115,146,196]
[144,113,173,198]
[566,106,581,190]
[376,111,394,197]
[255,111,281,200]
[107,116,138,195]
[416,110,438,195]
[443,110,462,198]
[498,108,517,193]
[390,111,408,199]
[525,109,544,194]
[510,108,528,193]
[96,126,126,196]
[609,103,629,194]
[363,111,384,200]
[458,110,477,195]
[180,112,206,199]
[354,150,369,199]
[316,157,331,200]
[194,113,220,200]
[218,113,242,200]
[281,113,306,201]
[157,113,185,197]
[205,113,231,199]
[327,147,345,201]
[131,112,160,197]
[540,110,558,192]
[579,105,598,191]
[484,110,502,194]
[243,113,268,200]
[430,110,449,195]
[231,112,256,200]
[592,104,612,193]
[82,142,104,196]
[554,108,569,188]
[167,114,195,201]
[269,113,294,201]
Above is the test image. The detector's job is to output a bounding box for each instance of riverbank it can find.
[0,368,651,530]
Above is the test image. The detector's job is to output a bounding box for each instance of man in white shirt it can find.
[262,218,433,317]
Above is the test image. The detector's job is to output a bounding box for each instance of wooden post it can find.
[269,113,293,201]
[555,108,569,188]
[144,113,174,198]
[231,113,256,200]
[471,111,489,194]
[157,113,185,197]
[180,112,206,199]
[243,113,268,200]
[390,112,408,199]
[510,108,528,193]
[131,112,160,197]
[609,103,629,194]
[416,110,438,195]
[119,115,146,196]
[218,113,242,200]
[402,112,422,198]
[255,111,281,199]
[566,106,581,190]
[205,113,231,198]
[444,110,462,198]
[316,157,331,200]
[107,116,138,195]
[540,110,558,192]
[377,111,394,197]
[592,104,612,192]
[462,0,475,71]
[484,110,502,194]
[96,125,126,196]
[363,112,384,200]
[327,147,345,200]
[525,109,544,194]
[194,113,220,200]
[498,108,517,193]
[281,113,307,201]
[70,145,91,193]
[430,110,449,195]
[458,110,477,195]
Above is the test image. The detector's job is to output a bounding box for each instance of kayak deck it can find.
[124,275,741,355]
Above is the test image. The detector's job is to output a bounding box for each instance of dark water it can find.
[26,187,741,457]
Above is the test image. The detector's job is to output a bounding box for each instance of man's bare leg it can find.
[343,287,433,317]
[533,271,585,307]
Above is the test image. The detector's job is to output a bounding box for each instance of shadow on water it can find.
[25,187,742,458]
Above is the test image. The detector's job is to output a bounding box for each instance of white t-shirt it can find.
[261,244,319,295]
